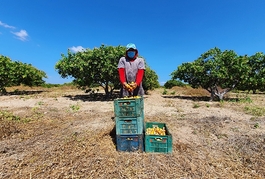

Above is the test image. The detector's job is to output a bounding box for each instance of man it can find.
[118,43,145,97]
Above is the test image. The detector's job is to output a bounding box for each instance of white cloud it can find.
[0,20,29,41]
[69,46,85,53]
[0,21,15,29]
[12,29,29,41]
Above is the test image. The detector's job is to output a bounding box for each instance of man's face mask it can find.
[127,51,136,58]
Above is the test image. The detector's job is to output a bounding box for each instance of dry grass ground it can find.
[0,85,265,179]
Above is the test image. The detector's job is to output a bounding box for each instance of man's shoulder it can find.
[136,57,145,62]
[119,56,126,61]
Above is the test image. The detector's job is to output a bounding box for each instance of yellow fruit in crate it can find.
[146,126,166,135]
[120,96,141,99]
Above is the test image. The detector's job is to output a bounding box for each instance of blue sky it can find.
[1,1,265,85]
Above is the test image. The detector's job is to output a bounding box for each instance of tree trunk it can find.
[218,93,224,100]
[104,83,110,99]
[210,90,215,101]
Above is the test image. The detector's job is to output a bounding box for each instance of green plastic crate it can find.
[114,97,144,118]
[115,117,144,135]
[144,122,172,153]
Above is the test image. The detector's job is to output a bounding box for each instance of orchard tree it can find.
[14,61,47,87]
[237,52,265,93]
[164,79,186,89]
[55,44,159,97]
[0,55,47,94]
[55,45,123,97]
[0,56,12,92]
[171,47,249,101]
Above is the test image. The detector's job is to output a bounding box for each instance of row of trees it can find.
[0,45,160,97]
[0,55,46,94]
[1,45,264,101]
[171,47,265,100]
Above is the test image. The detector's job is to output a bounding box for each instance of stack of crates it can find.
[114,97,144,152]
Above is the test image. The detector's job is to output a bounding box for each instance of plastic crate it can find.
[114,97,144,118]
[116,134,144,152]
[144,122,172,153]
[115,117,144,135]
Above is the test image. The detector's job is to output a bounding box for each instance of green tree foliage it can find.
[237,52,265,93]
[14,61,47,87]
[142,66,160,93]
[55,44,159,97]
[164,79,186,89]
[171,47,249,101]
[0,55,47,94]
[55,45,123,97]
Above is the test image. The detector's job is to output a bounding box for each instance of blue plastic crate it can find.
[144,122,172,153]
[115,117,144,135]
[116,134,144,152]
[114,97,144,118]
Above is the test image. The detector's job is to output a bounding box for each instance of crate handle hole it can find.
[155,138,162,141]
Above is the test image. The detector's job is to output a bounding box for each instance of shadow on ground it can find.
[64,92,120,102]
[3,90,45,96]
[162,95,241,102]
